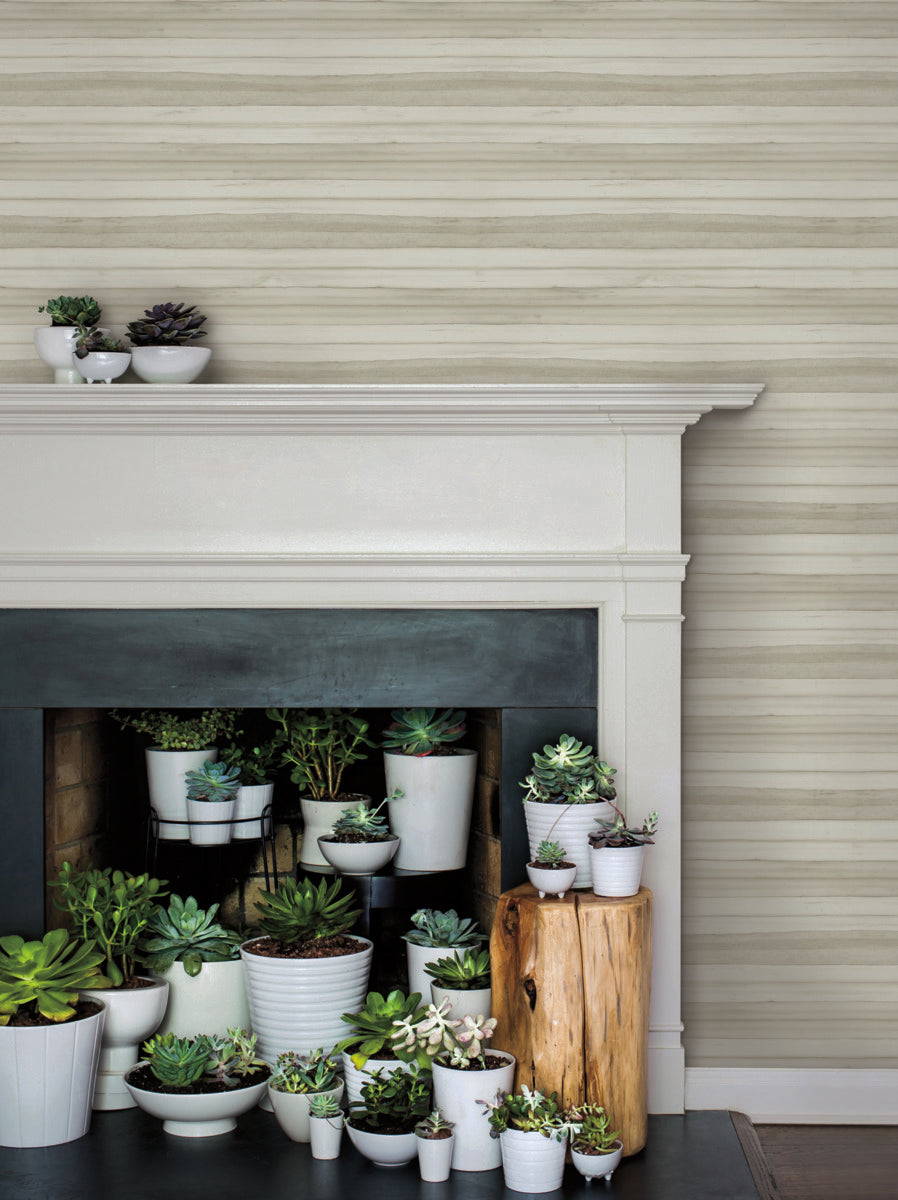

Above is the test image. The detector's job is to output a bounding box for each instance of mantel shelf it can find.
[0,382,762,435]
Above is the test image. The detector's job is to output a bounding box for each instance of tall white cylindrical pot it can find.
[232,782,274,840]
[0,1002,105,1148]
[186,797,235,845]
[499,1128,567,1193]
[430,983,492,1022]
[432,1051,515,1172]
[522,800,614,889]
[145,746,218,840]
[404,938,483,1000]
[309,1112,344,1159]
[384,749,478,870]
[417,1132,455,1181]
[79,977,169,1110]
[268,1080,344,1142]
[153,959,251,1038]
[589,844,645,897]
[341,1051,416,1106]
[240,937,373,1064]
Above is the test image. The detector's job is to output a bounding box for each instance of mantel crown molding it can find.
[0,382,762,435]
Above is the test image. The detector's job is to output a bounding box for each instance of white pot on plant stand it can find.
[146,746,218,840]
[187,797,235,845]
[232,782,274,839]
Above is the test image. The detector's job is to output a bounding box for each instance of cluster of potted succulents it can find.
[402,907,484,997]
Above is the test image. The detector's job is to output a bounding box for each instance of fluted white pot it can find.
[417,1132,455,1181]
[0,1001,105,1147]
[79,977,169,1110]
[33,325,85,384]
[341,1051,416,1106]
[430,983,491,1021]
[589,844,645,897]
[232,782,274,840]
[404,937,483,1000]
[346,1123,419,1167]
[123,1064,268,1137]
[318,834,399,875]
[432,1051,515,1171]
[146,746,218,840]
[499,1128,568,1193]
[187,797,235,845]
[153,958,250,1038]
[268,1080,344,1142]
[523,800,615,889]
[309,1111,344,1159]
[384,749,477,870]
[526,862,577,899]
[571,1140,623,1182]
[240,936,373,1064]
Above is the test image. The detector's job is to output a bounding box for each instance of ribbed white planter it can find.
[384,749,478,870]
[432,1051,516,1172]
[404,938,483,1000]
[146,746,218,840]
[417,1132,455,1181]
[240,936,373,1063]
[346,1123,419,1167]
[523,800,614,889]
[309,1112,344,1159]
[430,983,492,1022]
[589,844,645,898]
[187,797,234,845]
[499,1127,568,1193]
[571,1140,623,1182]
[268,1080,344,1142]
[318,834,399,875]
[526,862,577,899]
[123,1065,268,1137]
[232,782,274,840]
[0,1002,105,1148]
[79,977,169,1111]
[341,1051,416,1106]
[154,959,250,1038]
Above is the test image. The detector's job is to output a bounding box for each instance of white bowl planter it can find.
[417,1131,455,1181]
[0,1001,105,1148]
[33,325,85,384]
[72,349,131,384]
[346,1122,419,1167]
[146,746,218,840]
[523,799,615,889]
[384,748,477,870]
[589,844,646,898]
[187,797,235,845]
[130,345,211,384]
[432,1051,516,1172]
[232,782,274,840]
[153,958,251,1039]
[317,834,400,875]
[571,1140,624,1183]
[310,1111,344,1159]
[341,1051,416,1106]
[79,977,169,1110]
[526,862,577,899]
[268,1080,344,1142]
[123,1064,268,1137]
[430,982,492,1021]
[404,937,484,1000]
[499,1127,568,1193]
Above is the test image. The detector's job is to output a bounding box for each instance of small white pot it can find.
[384,749,477,870]
[526,862,578,899]
[571,1140,623,1183]
[341,1051,416,1106]
[268,1080,344,1143]
[404,937,483,1000]
[317,834,399,875]
[430,982,492,1022]
[123,1064,268,1137]
[153,958,250,1039]
[130,344,211,384]
[187,797,235,845]
[146,746,218,840]
[589,844,645,897]
[432,1050,516,1172]
[33,325,86,384]
[500,1127,568,1193]
[72,349,131,383]
[309,1111,344,1159]
[79,977,169,1110]
[417,1131,455,1181]
[346,1122,419,1167]
[298,795,359,868]
[232,781,274,840]
[523,799,615,889]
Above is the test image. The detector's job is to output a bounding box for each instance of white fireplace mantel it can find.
[0,381,762,1115]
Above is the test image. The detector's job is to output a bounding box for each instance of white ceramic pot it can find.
[341,1051,416,1106]
[499,1127,568,1193]
[523,800,615,889]
[432,1051,516,1172]
[298,796,355,868]
[79,977,169,1110]
[268,1080,344,1142]
[589,844,645,897]
[240,936,373,1064]
[526,862,578,899]
[72,349,131,383]
[0,1001,105,1148]
[153,958,251,1039]
[33,325,85,384]
[417,1131,455,1181]
[232,781,274,840]
[187,797,235,845]
[130,344,211,384]
[123,1064,268,1137]
[309,1111,344,1159]
[404,937,483,1000]
[571,1140,623,1182]
[317,834,400,875]
[346,1122,419,1167]
[145,746,218,840]
[384,749,478,870]
[430,983,492,1022]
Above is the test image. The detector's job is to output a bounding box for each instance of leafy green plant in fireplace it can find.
[254,875,361,947]
[0,930,110,1025]
[266,707,375,801]
[381,708,466,756]
[110,708,241,751]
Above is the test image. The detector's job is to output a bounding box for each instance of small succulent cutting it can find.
[126,301,208,346]
[533,840,569,867]
[308,1092,343,1118]
[326,793,398,843]
[382,708,466,756]
[184,759,242,803]
[73,328,127,357]
[38,295,101,327]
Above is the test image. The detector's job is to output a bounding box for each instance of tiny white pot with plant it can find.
[146,747,218,839]
[268,1080,344,1143]
[571,1140,624,1182]
[417,1130,455,1181]
[526,861,578,899]
[72,348,131,384]
[587,803,659,899]
[499,1128,568,1193]
[309,1110,345,1159]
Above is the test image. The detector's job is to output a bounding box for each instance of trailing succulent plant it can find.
[326,793,398,843]
[533,840,569,867]
[38,295,101,327]
[126,301,207,346]
[588,800,659,849]
[349,1063,432,1132]
[520,733,617,805]
[334,988,427,1068]
[141,1028,266,1089]
[423,946,491,991]
[568,1102,621,1154]
[204,1028,267,1088]
[381,707,466,755]
[110,708,240,751]
[74,327,127,357]
[404,907,482,949]
[0,930,110,1025]
[254,875,361,946]
[416,1108,455,1139]
[478,1086,578,1141]
[184,759,242,803]
[270,1047,341,1095]
[138,894,242,977]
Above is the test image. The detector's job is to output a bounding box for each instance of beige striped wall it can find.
[2,2,896,1070]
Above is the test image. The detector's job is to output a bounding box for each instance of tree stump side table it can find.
[490,883,653,1156]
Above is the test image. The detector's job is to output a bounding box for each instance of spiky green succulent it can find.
[142,1031,212,1087]
[533,840,567,867]
[185,759,242,803]
[382,708,466,756]
[423,947,491,991]
[404,908,481,949]
[309,1092,342,1118]
[138,895,242,977]
[126,302,208,346]
[328,794,395,843]
[38,295,101,327]
[74,328,127,357]
[254,875,361,946]
[0,930,110,1025]
[520,734,617,805]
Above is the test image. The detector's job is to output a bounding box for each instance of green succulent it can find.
[219,739,279,786]
[142,1031,212,1087]
[138,895,242,977]
[185,759,242,803]
[254,875,360,946]
[0,930,110,1025]
[204,1028,267,1088]
[569,1103,621,1154]
[334,989,427,1069]
[74,328,127,357]
[110,709,240,752]
[308,1092,342,1118]
[38,295,101,327]
[404,908,482,949]
[520,734,617,805]
[589,803,659,849]
[416,1108,455,1138]
[270,1048,340,1095]
[327,794,396,843]
[479,1086,576,1141]
[381,708,466,755]
[126,301,208,346]
[266,707,374,802]
[533,840,568,867]
[423,947,491,991]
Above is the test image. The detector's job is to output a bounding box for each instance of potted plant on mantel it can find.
[588,801,659,898]
[33,293,102,383]
[382,707,478,871]
[526,839,577,899]
[267,1047,344,1143]
[72,326,131,384]
[126,300,211,384]
[184,759,242,846]
[402,906,484,998]
[317,792,401,876]
[480,1086,579,1194]
[345,1063,432,1167]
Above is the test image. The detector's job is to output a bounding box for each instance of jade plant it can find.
[520,734,617,805]
[382,708,466,756]
[0,930,110,1024]
[423,947,491,991]
[588,801,659,849]
[254,875,361,948]
[266,707,375,802]
[219,738,279,786]
[126,302,207,346]
[138,895,242,977]
[348,1063,432,1133]
[38,295,101,327]
[334,989,428,1069]
[404,908,481,949]
[184,760,242,803]
[270,1048,340,1095]
[109,708,240,751]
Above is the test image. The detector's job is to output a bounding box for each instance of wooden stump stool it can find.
[490,884,652,1156]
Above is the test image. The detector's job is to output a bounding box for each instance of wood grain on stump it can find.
[490,884,653,1156]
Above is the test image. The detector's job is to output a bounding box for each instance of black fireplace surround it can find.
[0,608,598,934]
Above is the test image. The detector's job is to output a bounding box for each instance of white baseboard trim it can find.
[686,1067,898,1124]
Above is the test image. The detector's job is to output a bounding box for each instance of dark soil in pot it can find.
[127,1063,271,1096]
[243,934,369,960]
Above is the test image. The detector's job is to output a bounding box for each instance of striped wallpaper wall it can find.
[1,2,895,1069]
